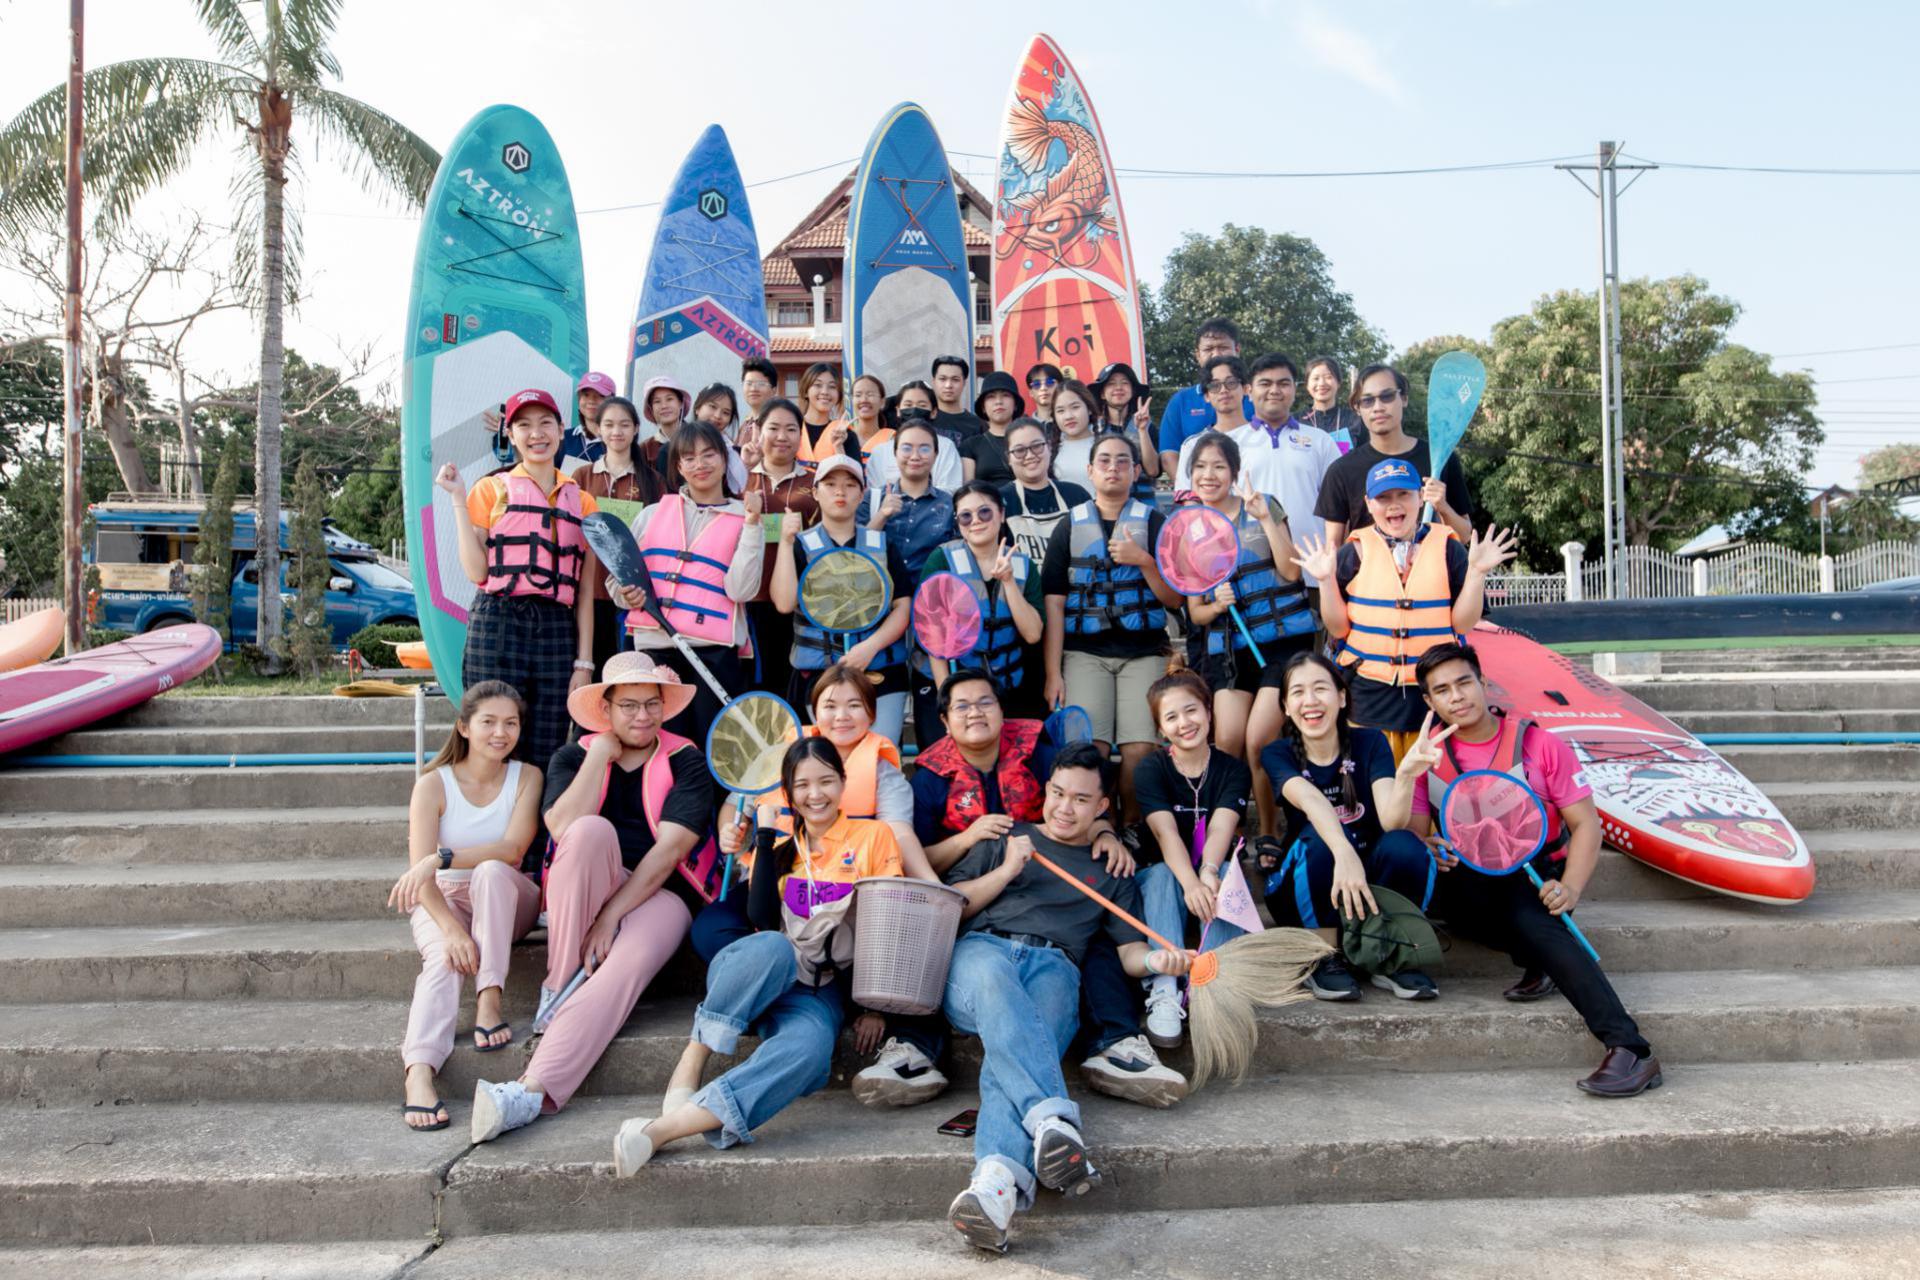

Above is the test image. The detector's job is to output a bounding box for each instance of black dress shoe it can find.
[1503,969,1557,1002]
[1577,1047,1664,1097]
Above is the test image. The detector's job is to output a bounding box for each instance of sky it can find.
[2,0,1917,488]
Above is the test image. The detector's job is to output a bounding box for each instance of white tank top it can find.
[435,761,522,881]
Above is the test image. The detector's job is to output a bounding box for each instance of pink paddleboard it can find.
[0,624,222,755]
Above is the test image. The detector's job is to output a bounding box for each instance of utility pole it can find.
[61,0,85,655]
[1558,143,1655,599]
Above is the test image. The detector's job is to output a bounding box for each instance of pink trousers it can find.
[401,859,541,1072]
[525,815,692,1112]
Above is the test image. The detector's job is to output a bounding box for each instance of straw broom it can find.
[1027,850,1331,1089]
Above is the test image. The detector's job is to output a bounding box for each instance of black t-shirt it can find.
[931,409,985,444]
[1332,526,1470,732]
[961,431,1014,486]
[1041,504,1169,659]
[1314,437,1473,534]
[945,822,1145,964]
[543,740,716,910]
[1131,748,1253,867]
[1260,727,1396,850]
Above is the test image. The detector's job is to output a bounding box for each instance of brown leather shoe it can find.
[1577,1047,1664,1097]
[1503,969,1557,1002]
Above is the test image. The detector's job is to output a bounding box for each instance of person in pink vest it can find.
[614,419,764,737]
[436,388,600,772]
[470,652,719,1144]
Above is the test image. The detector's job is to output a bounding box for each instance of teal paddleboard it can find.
[401,105,588,698]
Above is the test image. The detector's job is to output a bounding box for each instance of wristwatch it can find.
[437,846,454,870]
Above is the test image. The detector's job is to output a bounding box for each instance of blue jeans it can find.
[1138,862,1249,957]
[1261,829,1436,931]
[943,932,1082,1209]
[690,932,845,1149]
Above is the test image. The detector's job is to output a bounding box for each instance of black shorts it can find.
[1192,632,1313,696]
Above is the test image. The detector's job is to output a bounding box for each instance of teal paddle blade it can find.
[1425,351,1487,477]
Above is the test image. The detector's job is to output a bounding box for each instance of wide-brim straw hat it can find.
[567,651,697,733]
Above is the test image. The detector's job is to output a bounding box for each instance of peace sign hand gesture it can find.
[1395,710,1458,780]
[1466,524,1519,575]
[1238,476,1272,524]
[1291,532,1338,583]
[988,549,1015,584]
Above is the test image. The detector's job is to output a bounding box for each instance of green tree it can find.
[285,455,333,675]
[331,438,405,553]
[0,0,440,659]
[192,442,241,644]
[1859,442,1920,491]
[1453,275,1820,562]
[0,436,120,596]
[1141,224,1386,408]
[0,338,64,469]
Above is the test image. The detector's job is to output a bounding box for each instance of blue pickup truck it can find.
[89,501,417,646]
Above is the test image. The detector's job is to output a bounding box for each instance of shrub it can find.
[347,621,422,670]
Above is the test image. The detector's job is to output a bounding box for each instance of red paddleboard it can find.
[0,624,222,755]
[991,33,1145,384]
[1471,623,1814,905]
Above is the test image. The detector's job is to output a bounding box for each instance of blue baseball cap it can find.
[1365,458,1420,497]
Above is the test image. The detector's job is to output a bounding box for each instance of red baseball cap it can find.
[502,388,561,425]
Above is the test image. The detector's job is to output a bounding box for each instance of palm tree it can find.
[0,0,439,659]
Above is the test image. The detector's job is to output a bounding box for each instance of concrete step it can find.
[7,1058,1920,1245]
[1713,743,1920,784]
[1,891,1914,1009]
[0,806,408,866]
[399,1188,1920,1279]
[1668,708,1920,734]
[0,764,416,812]
[122,694,453,729]
[1593,829,1920,900]
[1624,675,1918,714]
[0,858,400,928]
[0,1242,424,1279]
[1763,780,1920,830]
[8,967,1918,1109]
[33,723,422,758]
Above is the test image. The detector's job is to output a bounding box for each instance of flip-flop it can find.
[473,1023,513,1053]
[401,1102,450,1131]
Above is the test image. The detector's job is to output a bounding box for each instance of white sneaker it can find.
[852,1037,950,1108]
[1143,975,1185,1049]
[532,966,588,1034]
[1031,1115,1101,1197]
[948,1161,1019,1253]
[470,1078,543,1143]
[1080,1034,1190,1109]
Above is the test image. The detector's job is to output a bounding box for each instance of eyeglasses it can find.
[948,697,999,717]
[1205,377,1243,393]
[955,507,998,527]
[612,698,665,716]
[1027,376,1058,389]
[1008,442,1049,460]
[896,443,935,457]
[1356,388,1401,409]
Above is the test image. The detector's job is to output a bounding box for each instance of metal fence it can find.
[1533,539,1920,601]
[1834,540,1920,592]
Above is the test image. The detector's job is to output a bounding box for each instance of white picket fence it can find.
[3,597,61,623]
[1487,539,1920,604]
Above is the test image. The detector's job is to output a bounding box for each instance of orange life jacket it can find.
[797,418,854,469]
[1336,525,1460,686]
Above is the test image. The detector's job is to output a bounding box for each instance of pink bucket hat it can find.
[567,651,697,733]
[638,375,693,425]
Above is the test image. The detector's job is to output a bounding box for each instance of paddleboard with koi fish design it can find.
[991,33,1145,384]
[1471,622,1814,904]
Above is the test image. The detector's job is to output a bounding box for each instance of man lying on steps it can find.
[939,741,1192,1255]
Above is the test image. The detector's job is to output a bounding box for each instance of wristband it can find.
[437,846,454,870]
[573,659,595,671]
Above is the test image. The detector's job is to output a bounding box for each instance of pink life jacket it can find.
[633,494,745,645]
[562,729,723,902]
[481,472,586,607]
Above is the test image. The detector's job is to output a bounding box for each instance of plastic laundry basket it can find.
[851,876,968,1015]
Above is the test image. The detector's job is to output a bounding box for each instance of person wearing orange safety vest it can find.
[1294,457,1517,763]
[794,362,865,472]
[437,388,601,775]
[614,420,764,739]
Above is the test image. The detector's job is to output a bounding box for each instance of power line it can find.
[1621,152,1920,177]
[950,149,1589,180]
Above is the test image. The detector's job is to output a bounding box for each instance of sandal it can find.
[401,1102,450,1131]
[473,1023,513,1053]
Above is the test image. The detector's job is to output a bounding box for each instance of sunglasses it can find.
[955,507,999,527]
[1205,377,1243,393]
[1008,442,1049,460]
[1028,376,1058,389]
[1356,388,1402,409]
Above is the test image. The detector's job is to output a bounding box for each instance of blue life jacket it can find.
[938,539,1030,688]
[1201,505,1314,657]
[789,526,907,672]
[1063,499,1166,636]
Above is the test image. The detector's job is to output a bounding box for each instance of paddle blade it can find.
[1440,769,1548,874]
[1424,351,1487,476]
[707,692,802,795]
[581,511,646,587]
[912,572,984,660]
[1156,505,1240,596]
[799,548,891,633]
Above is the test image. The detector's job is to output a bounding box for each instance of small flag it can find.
[1211,858,1267,936]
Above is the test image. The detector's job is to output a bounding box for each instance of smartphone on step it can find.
[936,1108,978,1138]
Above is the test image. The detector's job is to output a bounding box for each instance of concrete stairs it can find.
[0,681,1917,1271]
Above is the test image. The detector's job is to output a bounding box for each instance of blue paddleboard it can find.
[844,102,972,402]
[626,124,767,438]
[401,104,587,698]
